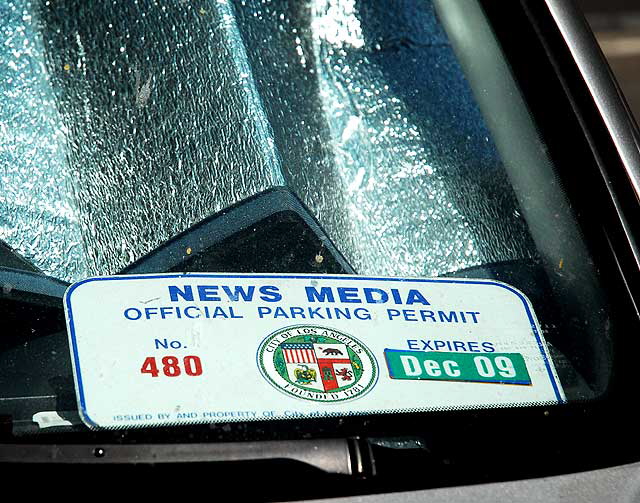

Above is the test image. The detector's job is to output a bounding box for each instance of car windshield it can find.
[0,0,623,440]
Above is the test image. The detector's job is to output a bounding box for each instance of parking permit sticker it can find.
[64,273,565,429]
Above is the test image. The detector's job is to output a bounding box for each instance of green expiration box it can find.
[384,349,532,385]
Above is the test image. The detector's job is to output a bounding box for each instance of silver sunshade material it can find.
[0,0,535,282]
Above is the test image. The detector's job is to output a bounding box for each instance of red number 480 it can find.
[140,356,203,377]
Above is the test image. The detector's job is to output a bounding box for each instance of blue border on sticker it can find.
[64,273,565,423]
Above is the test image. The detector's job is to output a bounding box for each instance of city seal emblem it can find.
[258,325,378,403]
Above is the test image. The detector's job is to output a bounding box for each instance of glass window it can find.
[0,0,634,458]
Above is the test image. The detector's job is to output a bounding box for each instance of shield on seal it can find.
[280,342,358,392]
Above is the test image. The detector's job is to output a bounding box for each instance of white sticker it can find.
[64,273,565,428]
[32,411,74,429]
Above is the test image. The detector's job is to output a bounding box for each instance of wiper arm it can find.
[0,438,371,476]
